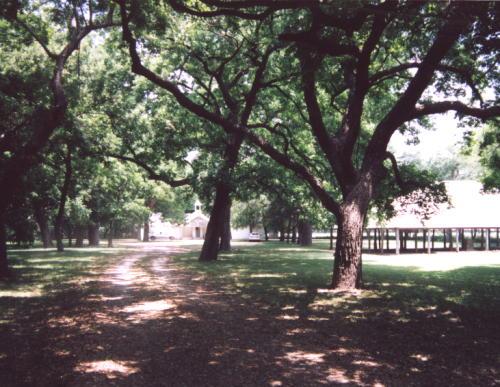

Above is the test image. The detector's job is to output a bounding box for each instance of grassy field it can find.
[0,240,498,385]
[0,247,125,323]
[173,240,500,311]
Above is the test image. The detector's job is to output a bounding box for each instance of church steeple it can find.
[194,200,202,213]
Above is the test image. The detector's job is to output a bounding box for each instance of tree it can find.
[477,123,500,191]
[0,1,117,276]
[135,1,499,289]
[116,0,298,261]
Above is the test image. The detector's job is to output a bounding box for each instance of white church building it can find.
[142,199,258,241]
[147,200,209,240]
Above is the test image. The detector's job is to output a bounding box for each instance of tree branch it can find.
[117,0,234,133]
[168,0,275,20]
[370,63,484,104]
[363,3,474,166]
[238,127,341,217]
[16,18,57,60]
[105,153,191,187]
[410,101,500,121]
[384,151,404,189]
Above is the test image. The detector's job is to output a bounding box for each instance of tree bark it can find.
[199,182,231,261]
[107,221,114,248]
[88,220,100,247]
[54,145,72,252]
[299,220,313,246]
[264,226,269,241]
[219,200,232,251]
[199,133,243,261]
[33,205,52,248]
[332,205,365,289]
[329,225,334,250]
[75,225,85,247]
[279,227,285,242]
[143,221,150,242]
[67,224,73,247]
[0,212,9,278]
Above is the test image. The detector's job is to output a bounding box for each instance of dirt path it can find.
[0,245,498,386]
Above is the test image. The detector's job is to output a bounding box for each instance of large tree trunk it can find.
[299,220,313,246]
[329,225,334,250]
[75,225,85,247]
[107,221,114,248]
[199,133,243,262]
[33,206,52,248]
[0,212,9,278]
[67,223,73,247]
[279,227,285,242]
[142,221,150,242]
[332,205,365,289]
[199,182,231,261]
[88,221,100,247]
[219,200,232,251]
[54,145,72,252]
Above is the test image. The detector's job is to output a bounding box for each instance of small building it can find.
[365,180,500,253]
[182,204,209,239]
[148,200,209,240]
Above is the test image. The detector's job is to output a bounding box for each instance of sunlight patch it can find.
[411,353,431,362]
[363,251,500,271]
[285,351,325,364]
[280,288,307,294]
[250,273,292,278]
[75,360,139,378]
[276,314,299,321]
[0,288,43,298]
[352,359,381,367]
[123,300,175,313]
[326,367,362,384]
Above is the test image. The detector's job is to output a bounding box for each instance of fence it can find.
[361,227,500,254]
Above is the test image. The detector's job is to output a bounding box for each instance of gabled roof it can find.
[370,180,500,228]
[184,211,209,225]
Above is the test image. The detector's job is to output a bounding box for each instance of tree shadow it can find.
[0,244,498,386]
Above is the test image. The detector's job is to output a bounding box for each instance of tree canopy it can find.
[0,0,498,289]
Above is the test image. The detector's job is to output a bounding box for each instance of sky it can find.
[388,112,470,162]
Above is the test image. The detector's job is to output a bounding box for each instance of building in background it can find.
[146,200,209,240]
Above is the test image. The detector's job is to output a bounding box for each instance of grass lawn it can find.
[0,240,498,386]
[0,247,125,323]
[173,240,500,311]
[171,240,500,385]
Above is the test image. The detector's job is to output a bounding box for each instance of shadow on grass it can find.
[0,242,498,386]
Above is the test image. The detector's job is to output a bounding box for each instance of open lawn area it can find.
[0,241,498,386]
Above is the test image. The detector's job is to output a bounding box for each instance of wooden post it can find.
[427,229,431,254]
[386,229,389,251]
[455,229,459,252]
[443,229,447,250]
[449,229,453,250]
[395,229,400,255]
[414,230,418,251]
[378,228,385,254]
[423,229,427,250]
[480,228,484,249]
[486,228,490,251]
